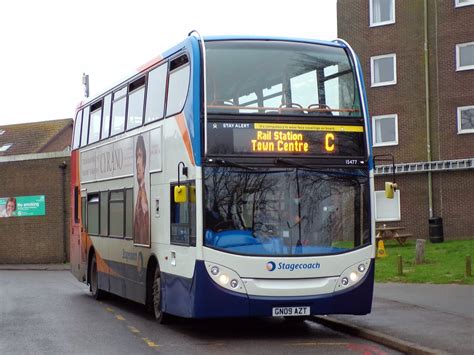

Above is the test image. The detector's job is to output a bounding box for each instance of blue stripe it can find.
[162,260,374,318]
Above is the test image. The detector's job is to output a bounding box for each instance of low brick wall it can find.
[0,154,70,264]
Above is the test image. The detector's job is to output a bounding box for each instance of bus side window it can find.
[80,106,90,147]
[145,63,167,123]
[166,54,190,117]
[81,196,87,231]
[101,94,112,140]
[170,182,196,246]
[73,110,83,149]
[74,187,79,223]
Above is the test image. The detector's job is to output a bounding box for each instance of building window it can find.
[371,54,397,87]
[370,0,395,27]
[456,42,474,71]
[375,190,400,222]
[373,114,398,146]
[455,0,474,8]
[457,105,474,134]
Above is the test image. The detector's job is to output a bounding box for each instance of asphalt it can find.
[1,264,473,354]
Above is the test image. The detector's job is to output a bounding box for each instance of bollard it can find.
[466,256,472,278]
[397,255,403,276]
[415,239,426,264]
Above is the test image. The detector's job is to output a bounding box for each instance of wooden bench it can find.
[393,233,413,246]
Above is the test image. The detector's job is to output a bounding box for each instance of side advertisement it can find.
[0,195,46,218]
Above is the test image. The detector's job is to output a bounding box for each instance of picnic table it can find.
[376,226,413,246]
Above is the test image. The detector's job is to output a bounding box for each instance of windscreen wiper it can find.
[274,158,311,170]
[206,158,253,170]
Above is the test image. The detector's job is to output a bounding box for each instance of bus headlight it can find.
[205,262,247,294]
[219,274,229,285]
[335,259,370,291]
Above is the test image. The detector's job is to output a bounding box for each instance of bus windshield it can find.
[206,40,361,117]
[204,167,370,256]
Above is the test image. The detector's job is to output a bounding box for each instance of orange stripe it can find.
[176,113,195,166]
[137,54,164,73]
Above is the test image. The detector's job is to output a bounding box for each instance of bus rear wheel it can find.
[152,267,170,324]
[90,254,105,300]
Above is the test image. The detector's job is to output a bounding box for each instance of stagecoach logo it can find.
[266,261,276,271]
[266,261,321,272]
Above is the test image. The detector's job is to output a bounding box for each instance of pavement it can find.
[1,264,473,354]
[315,283,474,355]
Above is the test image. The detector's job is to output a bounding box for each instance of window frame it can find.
[86,193,100,236]
[372,114,399,147]
[110,86,128,137]
[369,0,396,27]
[144,61,169,125]
[88,100,103,144]
[101,94,112,140]
[73,110,83,149]
[126,76,146,132]
[456,42,474,71]
[457,105,474,134]
[165,52,191,118]
[108,189,126,238]
[374,190,401,222]
[170,181,196,247]
[455,0,474,8]
[371,53,397,87]
[80,106,91,147]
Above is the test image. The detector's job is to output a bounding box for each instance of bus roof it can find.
[75,35,346,112]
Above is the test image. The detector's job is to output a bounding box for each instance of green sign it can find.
[0,195,46,218]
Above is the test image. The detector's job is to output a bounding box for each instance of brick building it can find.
[338,0,474,239]
[0,119,73,263]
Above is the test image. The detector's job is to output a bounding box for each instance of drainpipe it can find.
[424,0,433,218]
[59,161,68,263]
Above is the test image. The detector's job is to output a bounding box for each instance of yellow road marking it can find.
[115,314,125,321]
[142,337,159,348]
[105,307,114,313]
[127,326,140,334]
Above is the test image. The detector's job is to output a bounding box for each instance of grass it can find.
[375,239,474,284]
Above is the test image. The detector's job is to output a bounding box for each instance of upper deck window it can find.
[80,106,90,147]
[101,94,112,139]
[145,63,167,123]
[127,77,146,131]
[205,41,361,117]
[73,110,82,149]
[111,87,127,136]
[89,101,102,144]
[166,54,190,117]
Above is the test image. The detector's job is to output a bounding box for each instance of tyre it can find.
[90,254,105,300]
[152,266,170,324]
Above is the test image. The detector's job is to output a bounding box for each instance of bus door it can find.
[71,186,86,281]
[169,181,197,275]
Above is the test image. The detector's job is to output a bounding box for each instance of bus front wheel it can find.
[152,267,170,324]
[90,254,105,300]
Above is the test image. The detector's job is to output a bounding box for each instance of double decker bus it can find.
[70,33,375,322]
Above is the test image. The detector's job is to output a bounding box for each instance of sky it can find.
[0,0,337,125]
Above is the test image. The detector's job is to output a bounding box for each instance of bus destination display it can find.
[207,122,365,157]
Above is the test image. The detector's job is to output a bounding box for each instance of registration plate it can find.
[272,306,310,317]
